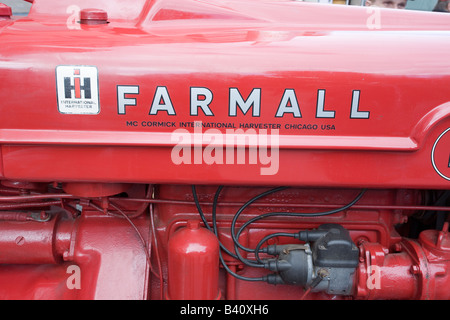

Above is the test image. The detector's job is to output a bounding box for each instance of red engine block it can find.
[0,182,447,300]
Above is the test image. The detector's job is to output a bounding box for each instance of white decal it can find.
[56,65,100,115]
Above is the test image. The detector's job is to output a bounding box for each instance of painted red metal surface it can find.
[0,207,150,299]
[0,183,447,300]
[0,0,450,188]
[0,0,449,301]
[167,220,220,300]
[356,223,450,300]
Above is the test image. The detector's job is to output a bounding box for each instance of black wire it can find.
[231,186,289,254]
[192,185,367,283]
[211,185,223,236]
[230,187,290,269]
[192,185,238,260]
[211,186,264,268]
[235,188,367,258]
[254,232,297,264]
[192,185,266,281]
[218,250,267,282]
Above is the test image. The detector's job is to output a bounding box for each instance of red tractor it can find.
[0,0,449,301]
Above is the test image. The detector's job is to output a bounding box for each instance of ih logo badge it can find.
[56,66,100,114]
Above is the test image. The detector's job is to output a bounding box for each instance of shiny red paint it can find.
[0,0,449,301]
[167,220,220,300]
[0,207,150,299]
[356,224,450,300]
[0,0,450,188]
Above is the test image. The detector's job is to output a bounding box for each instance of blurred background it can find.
[2,0,31,15]
[0,0,442,16]
[297,0,438,11]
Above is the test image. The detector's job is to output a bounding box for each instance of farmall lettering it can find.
[116,85,371,119]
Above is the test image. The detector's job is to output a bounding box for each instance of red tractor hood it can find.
[1,0,450,188]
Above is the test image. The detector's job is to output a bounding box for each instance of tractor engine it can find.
[0,0,449,301]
